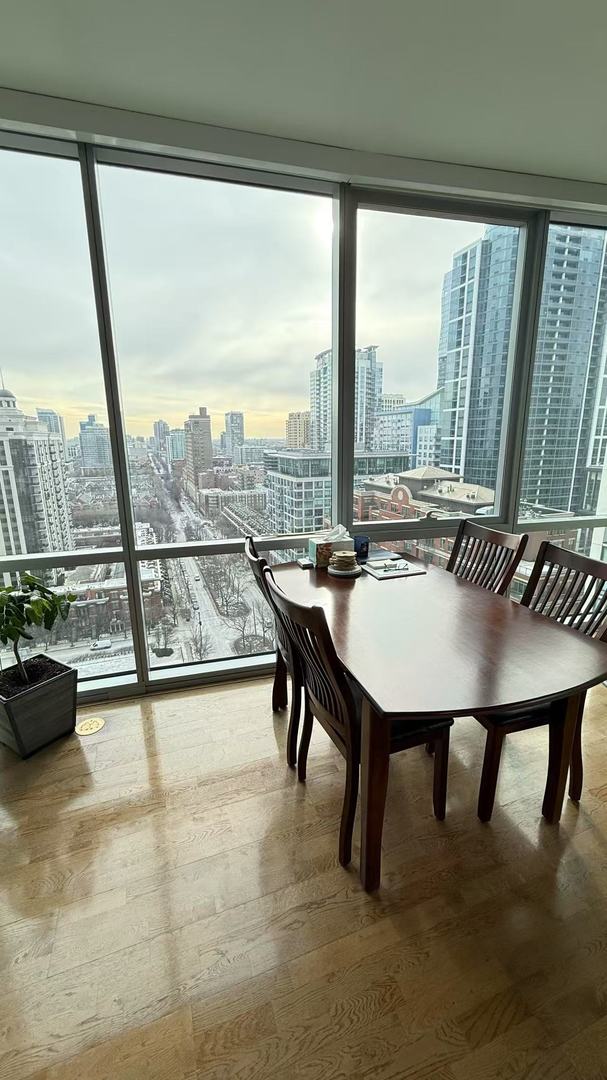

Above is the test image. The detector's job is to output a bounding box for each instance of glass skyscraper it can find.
[438,224,607,514]
[521,225,607,515]
[437,225,520,490]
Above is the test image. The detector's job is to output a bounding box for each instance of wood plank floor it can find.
[2,677,607,1078]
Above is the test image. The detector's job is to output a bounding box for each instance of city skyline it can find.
[8,220,607,525]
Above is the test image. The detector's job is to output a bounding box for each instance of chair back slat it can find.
[543,565,573,619]
[521,541,607,639]
[470,539,493,587]
[264,566,357,745]
[447,520,528,595]
[244,536,290,658]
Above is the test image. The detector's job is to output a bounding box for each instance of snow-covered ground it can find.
[0,480,278,682]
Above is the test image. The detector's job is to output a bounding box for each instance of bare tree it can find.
[250,595,275,649]
[229,595,274,653]
[152,619,175,653]
[203,555,246,616]
[228,606,251,652]
[188,623,213,661]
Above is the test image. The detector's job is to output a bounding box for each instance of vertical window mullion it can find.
[499,209,550,531]
[78,143,149,687]
[333,184,357,531]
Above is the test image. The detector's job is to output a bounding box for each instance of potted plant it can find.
[0,574,77,758]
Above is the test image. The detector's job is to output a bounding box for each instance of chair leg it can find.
[286,671,302,769]
[425,741,435,755]
[432,729,450,821]
[478,726,505,823]
[339,753,360,867]
[272,647,288,712]
[297,697,313,783]
[568,701,584,803]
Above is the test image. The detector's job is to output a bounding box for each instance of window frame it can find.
[513,214,607,542]
[343,187,548,541]
[4,127,607,702]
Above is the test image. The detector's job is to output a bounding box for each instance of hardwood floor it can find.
[2,677,607,1078]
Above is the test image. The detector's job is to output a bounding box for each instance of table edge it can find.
[274,561,607,719]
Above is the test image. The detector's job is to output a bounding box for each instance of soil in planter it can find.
[0,656,67,700]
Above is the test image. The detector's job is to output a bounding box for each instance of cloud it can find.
[1,147,490,439]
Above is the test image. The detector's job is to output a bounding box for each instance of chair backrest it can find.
[244,536,295,664]
[446,519,528,595]
[521,541,607,638]
[263,565,357,750]
[244,535,268,600]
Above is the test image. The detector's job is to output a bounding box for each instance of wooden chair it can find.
[475,541,607,822]
[425,520,529,758]
[264,565,453,867]
[447,519,529,595]
[244,537,302,767]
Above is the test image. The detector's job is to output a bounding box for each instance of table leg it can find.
[360,697,391,892]
[568,691,586,802]
[542,693,582,823]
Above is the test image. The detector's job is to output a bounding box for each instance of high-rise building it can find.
[521,226,607,515]
[379,393,407,411]
[184,406,213,496]
[354,346,383,450]
[166,427,186,464]
[285,410,310,448]
[36,408,66,454]
[415,423,442,468]
[233,438,283,465]
[264,449,332,533]
[436,224,607,511]
[66,436,80,461]
[372,389,442,464]
[265,448,408,534]
[310,349,332,451]
[79,414,113,473]
[437,226,521,489]
[224,411,245,460]
[0,389,72,566]
[310,346,383,452]
[153,419,170,454]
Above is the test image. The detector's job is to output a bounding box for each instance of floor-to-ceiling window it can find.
[0,141,335,686]
[511,222,607,598]
[0,146,135,681]
[96,158,333,671]
[350,199,525,531]
[3,133,607,697]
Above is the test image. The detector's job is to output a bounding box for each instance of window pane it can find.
[98,165,333,541]
[0,563,134,680]
[0,149,122,554]
[142,549,304,670]
[518,224,607,522]
[353,209,522,525]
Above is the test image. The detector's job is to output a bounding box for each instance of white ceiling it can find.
[2,0,607,184]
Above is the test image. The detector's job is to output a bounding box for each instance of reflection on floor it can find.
[2,678,607,1078]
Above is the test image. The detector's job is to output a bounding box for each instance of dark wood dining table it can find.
[273,556,607,891]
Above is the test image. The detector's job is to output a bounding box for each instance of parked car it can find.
[91,636,112,651]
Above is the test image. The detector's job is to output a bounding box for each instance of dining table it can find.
[273,555,607,891]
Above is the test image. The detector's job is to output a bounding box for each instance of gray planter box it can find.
[0,655,77,758]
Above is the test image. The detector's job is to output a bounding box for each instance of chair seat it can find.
[391,715,454,739]
[475,703,552,729]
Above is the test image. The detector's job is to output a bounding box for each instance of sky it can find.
[0,147,492,440]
